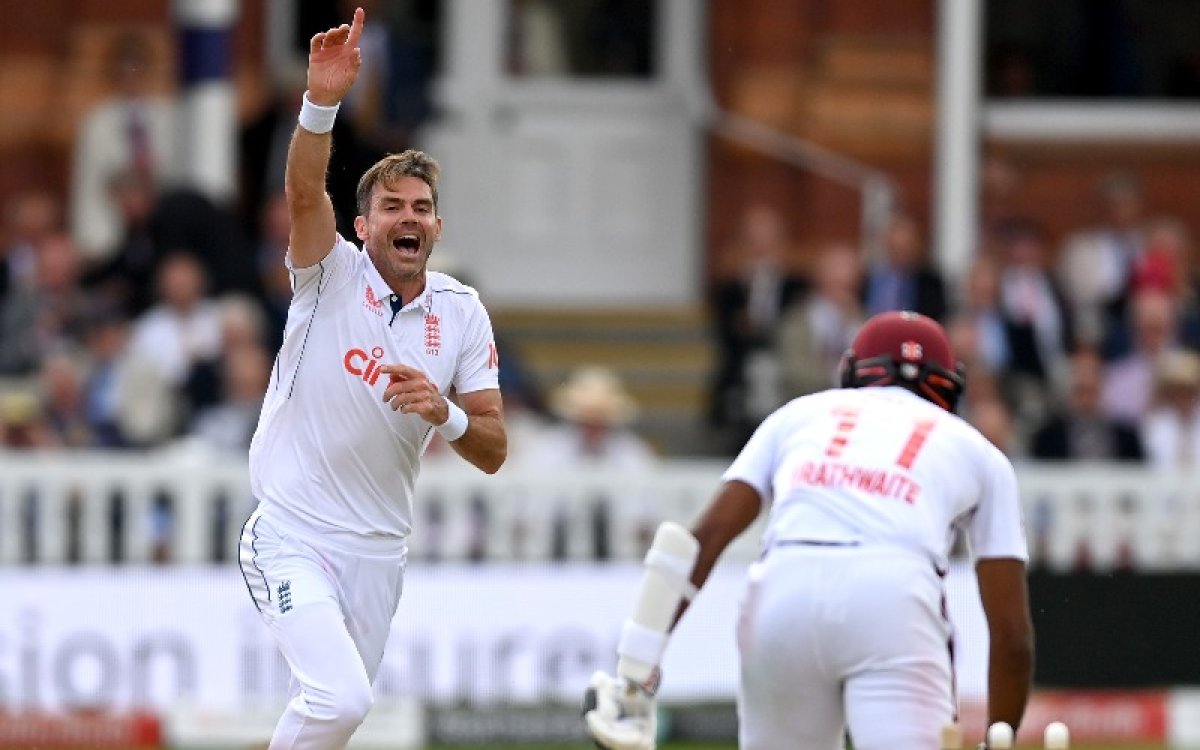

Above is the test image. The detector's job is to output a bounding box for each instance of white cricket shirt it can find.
[249,235,499,541]
[725,386,1027,571]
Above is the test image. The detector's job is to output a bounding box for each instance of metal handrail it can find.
[687,81,898,259]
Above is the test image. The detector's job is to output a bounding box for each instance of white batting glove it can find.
[582,670,657,750]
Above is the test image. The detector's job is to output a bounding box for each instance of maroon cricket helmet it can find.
[839,311,966,412]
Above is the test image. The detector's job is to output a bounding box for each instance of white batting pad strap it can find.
[617,619,669,667]
[643,548,699,600]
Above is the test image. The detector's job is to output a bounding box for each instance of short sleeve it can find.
[288,234,359,300]
[967,447,1029,561]
[721,410,785,507]
[452,296,500,395]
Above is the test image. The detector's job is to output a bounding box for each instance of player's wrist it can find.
[436,401,469,441]
[299,92,340,133]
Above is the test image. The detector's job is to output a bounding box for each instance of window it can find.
[985,0,1200,99]
[506,0,657,78]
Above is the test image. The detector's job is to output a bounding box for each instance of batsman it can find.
[584,311,1034,750]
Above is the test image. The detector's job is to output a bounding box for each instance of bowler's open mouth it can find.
[393,235,420,252]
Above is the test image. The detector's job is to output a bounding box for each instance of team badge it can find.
[424,313,442,356]
[900,341,923,361]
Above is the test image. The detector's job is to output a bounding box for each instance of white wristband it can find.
[298,92,340,134]
[617,619,669,668]
[436,401,469,442]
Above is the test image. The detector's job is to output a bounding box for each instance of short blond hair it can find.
[356,149,441,215]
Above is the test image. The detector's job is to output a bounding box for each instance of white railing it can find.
[0,449,1193,570]
[1017,463,1200,572]
[983,102,1200,142]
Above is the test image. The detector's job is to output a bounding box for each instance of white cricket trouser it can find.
[239,507,407,750]
[736,543,955,750]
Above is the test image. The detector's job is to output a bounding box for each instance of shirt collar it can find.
[365,258,430,316]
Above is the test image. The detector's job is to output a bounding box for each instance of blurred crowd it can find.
[706,157,1200,474]
[0,0,660,460]
[0,13,664,564]
[2,9,1198,568]
[0,16,420,457]
[4,25,1199,470]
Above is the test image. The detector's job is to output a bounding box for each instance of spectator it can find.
[1128,217,1200,350]
[150,187,258,301]
[1057,172,1147,350]
[542,366,652,462]
[190,343,271,455]
[85,169,258,314]
[186,293,270,416]
[1,189,61,296]
[80,307,173,448]
[775,243,864,403]
[70,29,179,262]
[995,218,1074,425]
[529,366,658,560]
[708,203,805,431]
[1141,349,1200,470]
[950,255,1010,374]
[0,389,51,449]
[80,309,133,447]
[1029,347,1144,462]
[81,168,163,317]
[218,293,269,352]
[0,233,92,376]
[39,349,95,448]
[129,252,223,435]
[861,211,947,322]
[1102,288,1181,426]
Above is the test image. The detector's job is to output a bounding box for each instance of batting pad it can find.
[617,522,700,683]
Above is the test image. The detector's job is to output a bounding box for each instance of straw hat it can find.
[550,366,639,427]
[0,389,39,425]
[1157,349,1200,391]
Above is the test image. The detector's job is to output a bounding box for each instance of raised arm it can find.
[286,7,364,268]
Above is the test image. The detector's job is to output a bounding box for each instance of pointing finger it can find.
[347,6,365,48]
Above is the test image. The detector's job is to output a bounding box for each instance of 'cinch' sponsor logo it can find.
[344,346,386,385]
